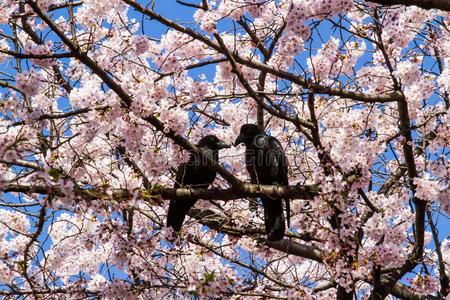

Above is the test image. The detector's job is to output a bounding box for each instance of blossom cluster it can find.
[15,68,42,97]
[308,38,365,81]
[0,38,9,64]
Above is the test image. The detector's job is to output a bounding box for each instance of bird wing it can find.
[268,137,289,185]
[268,136,290,228]
[174,151,213,188]
[168,149,214,233]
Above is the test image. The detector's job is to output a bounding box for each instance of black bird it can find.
[166,135,231,234]
[234,124,290,241]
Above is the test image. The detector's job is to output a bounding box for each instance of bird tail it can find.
[261,197,285,241]
[166,199,197,234]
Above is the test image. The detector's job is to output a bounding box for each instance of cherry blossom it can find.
[15,68,42,97]
[0,0,448,299]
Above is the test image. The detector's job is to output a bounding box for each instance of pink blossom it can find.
[0,38,9,63]
[15,68,42,97]
[131,35,149,56]
[392,61,421,86]
[24,41,55,69]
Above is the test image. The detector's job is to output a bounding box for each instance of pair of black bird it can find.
[166,124,289,241]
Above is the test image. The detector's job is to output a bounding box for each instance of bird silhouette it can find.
[235,124,289,241]
[166,135,230,234]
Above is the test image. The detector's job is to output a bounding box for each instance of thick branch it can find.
[368,0,450,12]
[158,183,318,200]
[265,239,323,262]
[387,279,438,300]
[1,183,319,201]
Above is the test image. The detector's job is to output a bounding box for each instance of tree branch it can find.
[1,183,319,201]
[368,0,450,12]
[0,49,73,59]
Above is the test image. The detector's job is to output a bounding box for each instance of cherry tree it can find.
[0,0,448,298]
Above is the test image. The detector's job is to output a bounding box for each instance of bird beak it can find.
[217,140,231,149]
[234,134,245,147]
